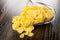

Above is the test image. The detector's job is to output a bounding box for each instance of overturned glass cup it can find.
[26,0,56,25]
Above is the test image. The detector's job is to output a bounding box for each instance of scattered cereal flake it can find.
[16,27,24,34]
[19,33,24,38]
[28,32,34,37]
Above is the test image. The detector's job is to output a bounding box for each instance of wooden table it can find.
[0,1,60,40]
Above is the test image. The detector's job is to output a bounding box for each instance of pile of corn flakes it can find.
[12,5,54,38]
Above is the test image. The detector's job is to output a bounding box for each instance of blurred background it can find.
[0,0,58,16]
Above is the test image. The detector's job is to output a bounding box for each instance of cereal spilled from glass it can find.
[12,5,54,38]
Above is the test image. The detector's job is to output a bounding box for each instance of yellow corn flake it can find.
[19,33,24,38]
[16,27,25,34]
[23,31,34,37]
[32,6,40,10]
[25,25,34,32]
[28,32,34,37]
[24,31,29,35]
[22,6,32,13]
[29,25,34,30]
[12,23,20,31]
[12,16,20,23]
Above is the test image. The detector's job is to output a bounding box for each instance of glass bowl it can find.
[27,0,56,25]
